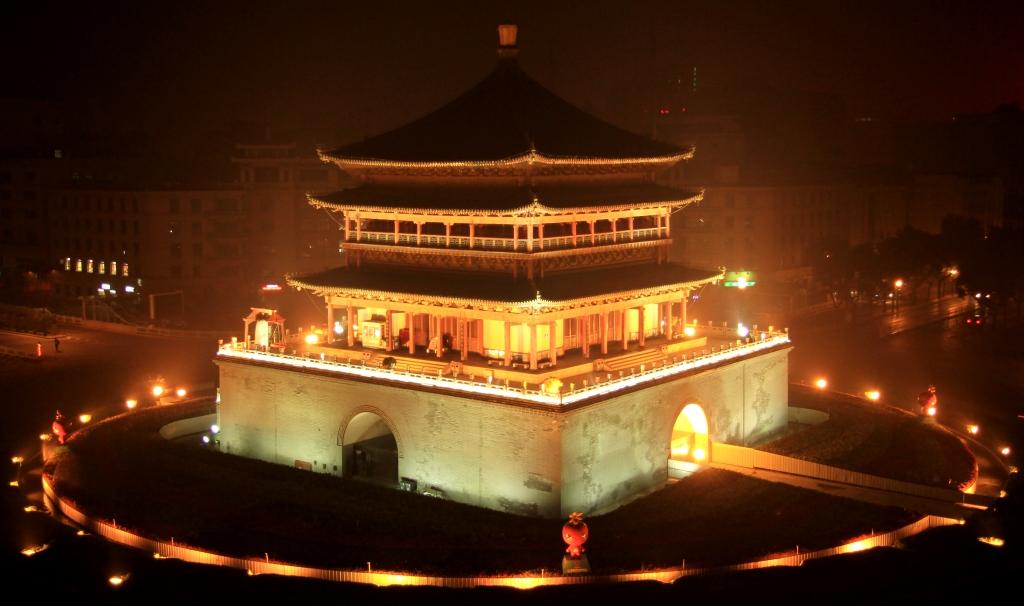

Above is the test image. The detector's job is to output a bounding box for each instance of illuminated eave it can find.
[307,191,702,218]
[285,270,723,315]
[318,148,693,173]
[217,333,789,407]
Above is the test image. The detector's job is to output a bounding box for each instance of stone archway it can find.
[670,402,710,464]
[341,411,399,486]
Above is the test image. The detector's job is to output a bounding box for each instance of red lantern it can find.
[562,512,589,558]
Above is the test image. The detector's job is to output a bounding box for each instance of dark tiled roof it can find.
[310,183,701,211]
[289,263,720,302]
[322,59,685,163]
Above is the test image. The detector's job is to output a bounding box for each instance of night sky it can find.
[3,1,1022,147]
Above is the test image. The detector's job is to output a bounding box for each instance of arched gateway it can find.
[341,411,399,486]
[670,403,710,464]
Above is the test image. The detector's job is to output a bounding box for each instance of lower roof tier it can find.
[309,182,701,214]
[287,262,722,308]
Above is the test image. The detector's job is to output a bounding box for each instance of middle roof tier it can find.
[309,182,702,216]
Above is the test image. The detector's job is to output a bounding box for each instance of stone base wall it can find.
[216,346,790,518]
[560,347,790,516]
[217,360,562,517]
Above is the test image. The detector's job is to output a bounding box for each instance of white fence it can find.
[219,332,790,407]
[41,473,957,589]
[0,343,40,360]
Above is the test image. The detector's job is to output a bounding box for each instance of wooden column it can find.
[665,301,674,340]
[326,304,335,344]
[416,222,422,245]
[538,223,545,250]
[393,219,400,244]
[589,220,596,244]
[469,223,475,249]
[581,315,590,358]
[408,313,416,354]
[343,214,350,241]
[385,309,393,352]
[611,218,618,242]
[435,315,443,358]
[682,294,688,328]
[638,306,646,346]
[459,317,468,361]
[346,306,355,347]
[504,321,512,367]
[513,224,519,251]
[355,214,361,241]
[571,221,577,246]
[548,320,557,366]
[601,311,609,354]
[628,216,635,240]
[527,221,534,251]
[665,209,671,237]
[621,309,628,350]
[529,324,538,370]
[445,223,451,247]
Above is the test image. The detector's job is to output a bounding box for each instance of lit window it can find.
[86,260,94,273]
[110,261,117,275]
[98,261,106,274]
[63,258,71,271]
[122,263,129,277]
[75,259,83,272]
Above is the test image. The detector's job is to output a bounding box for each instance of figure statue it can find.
[561,511,591,574]
[918,385,938,417]
[52,410,68,445]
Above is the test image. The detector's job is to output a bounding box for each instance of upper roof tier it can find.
[320,26,689,173]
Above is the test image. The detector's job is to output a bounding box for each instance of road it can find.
[790,297,1021,499]
[0,326,218,449]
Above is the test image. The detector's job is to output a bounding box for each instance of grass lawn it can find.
[763,386,977,490]
[52,401,916,576]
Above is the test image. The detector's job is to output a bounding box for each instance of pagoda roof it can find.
[309,182,701,214]
[321,59,687,166]
[288,263,720,305]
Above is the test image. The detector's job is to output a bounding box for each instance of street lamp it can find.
[814,377,828,390]
[864,390,881,402]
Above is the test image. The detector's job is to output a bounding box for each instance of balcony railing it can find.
[217,331,790,407]
[348,227,666,253]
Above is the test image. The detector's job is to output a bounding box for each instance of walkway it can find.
[711,462,987,519]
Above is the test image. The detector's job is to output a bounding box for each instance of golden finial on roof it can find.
[498,24,519,58]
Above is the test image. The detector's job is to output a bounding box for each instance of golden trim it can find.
[307,192,701,218]
[318,148,693,170]
[285,271,723,316]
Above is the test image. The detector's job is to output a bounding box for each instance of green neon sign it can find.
[723,270,756,288]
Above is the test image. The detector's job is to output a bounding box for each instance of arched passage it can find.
[670,403,710,464]
[341,411,399,486]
